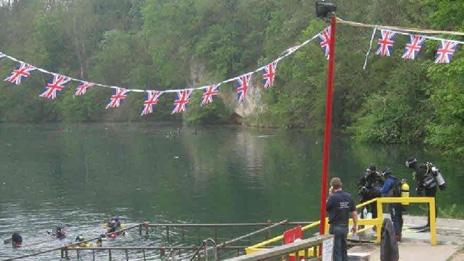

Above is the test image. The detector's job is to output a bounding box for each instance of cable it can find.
[336,17,464,37]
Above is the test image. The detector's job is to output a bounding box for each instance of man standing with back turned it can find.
[326,177,358,261]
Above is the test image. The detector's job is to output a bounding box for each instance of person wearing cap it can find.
[380,168,403,241]
[326,177,358,261]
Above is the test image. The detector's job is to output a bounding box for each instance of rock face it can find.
[189,59,267,122]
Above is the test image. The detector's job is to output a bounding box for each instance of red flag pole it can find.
[319,14,336,236]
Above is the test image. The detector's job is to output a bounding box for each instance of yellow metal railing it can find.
[245,196,436,254]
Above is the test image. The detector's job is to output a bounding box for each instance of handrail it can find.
[225,235,332,261]
[246,196,437,254]
[146,221,313,227]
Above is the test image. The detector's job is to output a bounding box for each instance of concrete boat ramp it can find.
[349,215,464,261]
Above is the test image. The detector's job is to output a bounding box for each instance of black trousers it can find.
[389,203,403,237]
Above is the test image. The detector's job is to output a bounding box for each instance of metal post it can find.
[320,13,337,236]
[108,249,112,261]
[166,226,170,243]
[142,249,146,260]
[376,198,383,243]
[430,197,437,245]
[144,222,149,236]
[125,249,129,260]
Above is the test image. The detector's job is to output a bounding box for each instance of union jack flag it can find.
[201,85,219,106]
[402,35,426,60]
[318,26,332,59]
[172,89,192,114]
[262,61,278,89]
[435,40,458,64]
[74,81,94,96]
[105,88,128,109]
[235,74,252,102]
[39,74,71,100]
[4,62,35,85]
[376,30,396,57]
[141,90,162,116]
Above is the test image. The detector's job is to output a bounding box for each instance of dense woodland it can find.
[0,0,463,156]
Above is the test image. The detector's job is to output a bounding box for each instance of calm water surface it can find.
[0,123,462,260]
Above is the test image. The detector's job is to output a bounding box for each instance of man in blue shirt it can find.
[380,168,403,241]
[326,177,358,261]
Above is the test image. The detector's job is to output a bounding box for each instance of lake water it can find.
[0,123,462,260]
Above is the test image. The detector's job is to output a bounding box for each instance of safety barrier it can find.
[5,220,308,260]
[245,196,437,255]
[225,235,333,261]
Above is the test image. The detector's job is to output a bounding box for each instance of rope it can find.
[0,32,320,95]
[363,27,377,70]
[336,17,464,36]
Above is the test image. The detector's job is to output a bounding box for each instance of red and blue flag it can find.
[201,85,219,106]
[4,62,35,85]
[318,26,331,59]
[376,30,396,57]
[235,74,252,102]
[74,81,94,96]
[435,40,458,64]
[141,90,162,116]
[39,74,71,100]
[262,61,278,89]
[402,35,425,60]
[172,89,192,114]
[106,88,128,109]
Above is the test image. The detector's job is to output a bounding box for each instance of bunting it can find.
[1,20,462,118]
[201,85,219,106]
[141,90,162,116]
[318,26,332,59]
[39,74,71,100]
[4,62,35,85]
[435,40,458,64]
[74,81,94,96]
[363,26,464,67]
[236,74,252,102]
[402,35,425,60]
[172,89,192,114]
[106,88,128,109]
[376,30,396,57]
[262,61,277,89]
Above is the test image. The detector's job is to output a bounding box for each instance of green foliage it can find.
[0,0,463,156]
[184,92,231,125]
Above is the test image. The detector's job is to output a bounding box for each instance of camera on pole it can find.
[315,0,336,18]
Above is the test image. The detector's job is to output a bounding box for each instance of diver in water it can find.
[107,216,124,238]
[75,234,91,247]
[358,165,384,219]
[55,226,66,239]
[405,157,446,231]
[11,233,22,248]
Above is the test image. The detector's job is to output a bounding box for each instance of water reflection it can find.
[0,123,462,259]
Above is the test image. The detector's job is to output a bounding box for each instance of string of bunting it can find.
[335,17,464,69]
[0,27,333,116]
